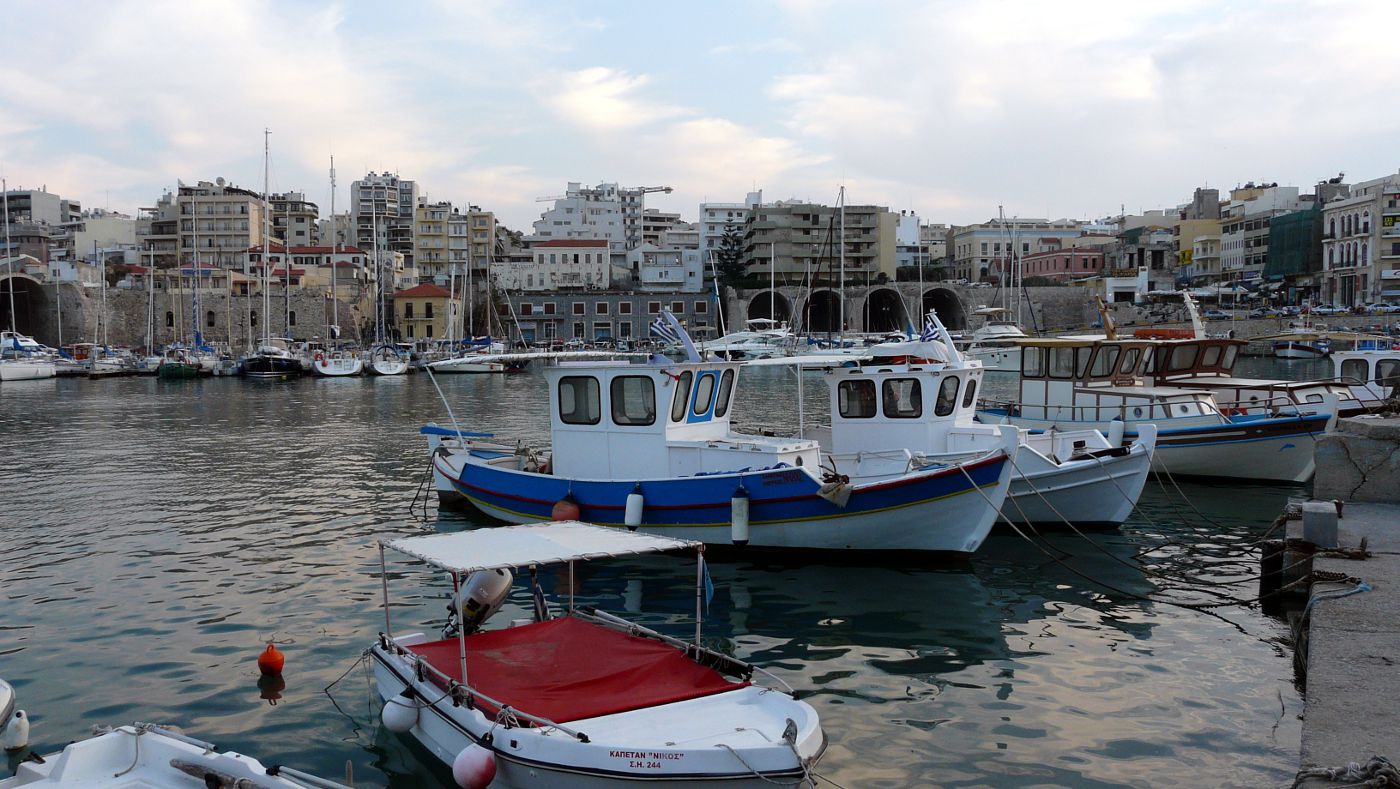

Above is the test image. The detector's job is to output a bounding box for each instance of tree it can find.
[715,224,749,287]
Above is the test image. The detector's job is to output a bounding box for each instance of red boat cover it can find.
[409,617,747,724]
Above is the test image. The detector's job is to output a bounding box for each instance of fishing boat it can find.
[978,336,1334,482]
[370,521,826,788]
[799,318,1156,528]
[0,720,350,788]
[426,313,1017,555]
[1333,339,1400,409]
[155,346,200,379]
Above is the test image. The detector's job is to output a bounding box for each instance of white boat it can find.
[1145,336,1363,418]
[367,343,409,376]
[312,348,364,377]
[959,309,1027,372]
[0,358,56,381]
[979,336,1334,483]
[0,721,350,788]
[700,319,794,360]
[370,521,826,788]
[804,325,1156,528]
[426,312,1018,555]
[1333,340,1400,410]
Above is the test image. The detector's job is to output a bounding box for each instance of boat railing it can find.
[378,634,594,742]
[980,399,1217,423]
[576,607,793,693]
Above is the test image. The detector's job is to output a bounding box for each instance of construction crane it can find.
[634,186,674,195]
[535,194,567,202]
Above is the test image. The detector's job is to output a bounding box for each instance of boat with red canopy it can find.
[369,521,825,788]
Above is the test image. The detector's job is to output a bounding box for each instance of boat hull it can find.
[963,345,1022,372]
[242,357,303,379]
[1273,341,1328,359]
[157,362,200,379]
[313,357,364,376]
[983,411,1329,483]
[433,447,1012,554]
[0,359,56,381]
[1002,441,1153,527]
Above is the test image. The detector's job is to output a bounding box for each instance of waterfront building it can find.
[625,243,705,293]
[1264,206,1324,302]
[1321,171,1400,307]
[1020,247,1104,282]
[492,238,621,292]
[1219,184,1310,285]
[947,218,1082,283]
[1173,188,1223,285]
[895,211,928,271]
[507,290,715,343]
[699,192,763,256]
[640,208,686,247]
[414,199,453,281]
[350,171,418,269]
[744,200,897,285]
[1,186,82,262]
[532,182,673,252]
[1188,235,1222,285]
[69,210,137,261]
[137,181,272,271]
[920,222,949,270]
[394,282,458,341]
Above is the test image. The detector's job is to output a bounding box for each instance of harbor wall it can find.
[1313,417,1400,503]
[27,283,373,348]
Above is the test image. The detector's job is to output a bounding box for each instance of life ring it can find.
[314,350,325,363]
[1222,407,1244,417]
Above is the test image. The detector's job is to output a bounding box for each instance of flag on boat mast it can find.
[650,310,701,362]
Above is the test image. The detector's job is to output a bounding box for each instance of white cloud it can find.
[539,68,692,133]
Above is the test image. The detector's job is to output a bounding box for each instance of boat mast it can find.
[145,240,153,353]
[838,185,845,335]
[373,190,381,345]
[770,242,776,326]
[466,226,474,340]
[329,155,338,346]
[3,177,14,336]
[262,128,270,344]
[192,188,200,347]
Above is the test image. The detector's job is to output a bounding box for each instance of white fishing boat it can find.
[1146,336,1363,417]
[370,521,826,788]
[426,312,1017,555]
[959,308,1027,372]
[1333,340,1400,409]
[802,318,1156,528]
[0,721,350,788]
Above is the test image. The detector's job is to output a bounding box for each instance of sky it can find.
[2,0,1397,231]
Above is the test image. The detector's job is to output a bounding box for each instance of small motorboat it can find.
[370,521,826,788]
[0,718,349,788]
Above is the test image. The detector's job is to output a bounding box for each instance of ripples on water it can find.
[0,362,1317,787]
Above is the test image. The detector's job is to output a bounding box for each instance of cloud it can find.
[539,67,692,133]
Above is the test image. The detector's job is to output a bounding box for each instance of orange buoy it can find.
[258,643,285,676]
[257,673,286,705]
[551,493,580,521]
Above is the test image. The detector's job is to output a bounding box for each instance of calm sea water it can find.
[1,356,1329,787]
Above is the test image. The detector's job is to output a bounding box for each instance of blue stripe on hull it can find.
[443,456,1007,528]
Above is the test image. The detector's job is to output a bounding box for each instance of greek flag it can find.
[919,314,938,341]
[650,314,682,345]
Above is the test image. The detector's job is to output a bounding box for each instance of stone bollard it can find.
[1301,501,1339,549]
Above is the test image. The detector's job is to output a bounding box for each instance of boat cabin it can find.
[1334,346,1400,403]
[1008,338,1220,423]
[1145,337,1349,415]
[819,358,985,456]
[543,360,820,480]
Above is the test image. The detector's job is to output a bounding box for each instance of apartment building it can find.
[492,239,622,292]
[1322,171,1400,306]
[351,172,418,268]
[414,200,453,280]
[269,192,320,247]
[699,192,763,255]
[1219,185,1309,283]
[947,218,1082,282]
[743,201,897,285]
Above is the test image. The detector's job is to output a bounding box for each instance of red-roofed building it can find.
[394,282,459,341]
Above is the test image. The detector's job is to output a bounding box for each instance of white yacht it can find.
[959,308,1028,372]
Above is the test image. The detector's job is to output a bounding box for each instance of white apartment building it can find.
[492,239,622,292]
[1218,186,1308,283]
[699,192,763,255]
[351,172,418,267]
[895,211,927,269]
[625,243,705,293]
[269,192,320,247]
[531,182,672,252]
[1322,172,1400,306]
[143,181,271,270]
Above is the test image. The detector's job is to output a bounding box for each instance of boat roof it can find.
[384,521,700,574]
[740,353,872,367]
[1015,337,1148,347]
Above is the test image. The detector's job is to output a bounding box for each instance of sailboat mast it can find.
[3,177,14,335]
[192,188,200,346]
[373,194,381,344]
[838,185,845,335]
[262,128,270,344]
[146,240,153,352]
[466,230,474,340]
[329,155,338,344]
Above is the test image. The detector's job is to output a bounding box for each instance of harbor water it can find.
[0,357,1330,787]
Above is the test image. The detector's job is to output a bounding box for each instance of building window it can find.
[596,302,609,315]
[407,325,414,338]
[425,303,434,319]
[289,310,296,326]
[694,301,708,314]
[544,302,556,315]
[206,310,216,328]
[671,301,684,313]
[404,303,414,319]
[648,301,661,314]
[520,303,533,316]
[619,302,632,315]
[251,310,258,328]
[427,324,433,338]
[166,311,175,328]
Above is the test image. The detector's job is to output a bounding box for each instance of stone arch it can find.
[0,272,49,341]
[803,289,842,333]
[747,290,792,325]
[862,287,907,333]
[921,288,967,331]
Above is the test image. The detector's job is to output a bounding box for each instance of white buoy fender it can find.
[452,743,497,789]
[1107,419,1125,448]
[2,710,29,752]
[731,485,750,546]
[455,568,514,633]
[624,485,644,532]
[381,692,418,734]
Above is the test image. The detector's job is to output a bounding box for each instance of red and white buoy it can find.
[451,742,497,788]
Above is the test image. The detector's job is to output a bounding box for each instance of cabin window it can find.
[692,373,717,416]
[610,376,656,426]
[670,371,693,422]
[934,376,959,416]
[1341,359,1368,383]
[838,379,877,418]
[1022,346,1045,378]
[1075,347,1092,378]
[962,378,978,408]
[1379,360,1400,388]
[882,379,922,418]
[1089,346,1121,378]
[1222,346,1239,369]
[1119,347,1141,375]
[714,369,736,417]
[558,376,601,425]
[1048,347,1076,379]
[1201,345,1222,368]
[1168,344,1199,372]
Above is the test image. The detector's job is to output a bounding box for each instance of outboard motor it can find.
[444,569,513,637]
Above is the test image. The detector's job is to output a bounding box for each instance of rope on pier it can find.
[1293,755,1400,787]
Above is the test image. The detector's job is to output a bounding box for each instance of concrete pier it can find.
[1292,414,1400,786]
